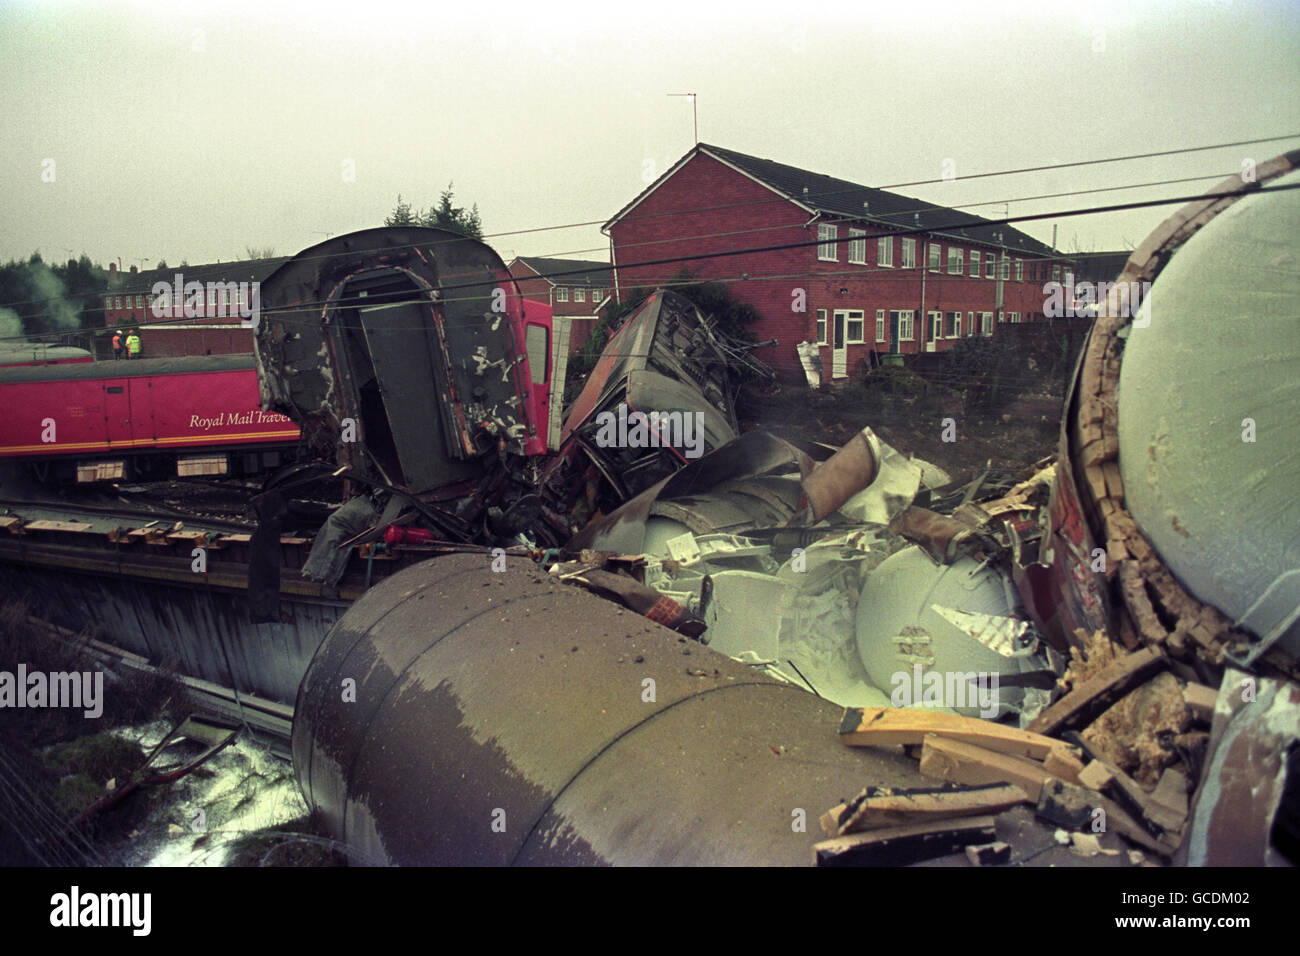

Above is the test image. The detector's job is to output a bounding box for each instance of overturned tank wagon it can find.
[1039,149,1300,865]
[291,552,935,866]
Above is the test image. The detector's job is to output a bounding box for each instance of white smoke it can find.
[27,261,81,330]
[0,307,23,341]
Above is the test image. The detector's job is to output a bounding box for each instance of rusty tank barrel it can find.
[292,552,920,865]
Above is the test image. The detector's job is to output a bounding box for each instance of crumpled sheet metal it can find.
[565,430,820,554]
[1183,669,1299,866]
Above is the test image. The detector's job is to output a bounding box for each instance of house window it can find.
[1015,259,1024,282]
[592,287,604,302]
[114,297,121,309]
[895,310,915,341]
[948,311,962,338]
[877,236,894,268]
[967,311,975,336]
[985,254,996,279]
[928,243,941,273]
[848,229,867,265]
[999,255,1010,280]
[901,238,916,269]
[998,311,1005,323]
[970,251,981,277]
[1052,264,1061,282]
[556,287,569,302]
[981,312,993,335]
[134,295,141,308]
[876,309,886,343]
[948,248,963,275]
[574,287,586,302]
[816,309,828,346]
[818,223,838,261]
[1010,311,1021,324]
[929,311,942,341]
[841,309,864,344]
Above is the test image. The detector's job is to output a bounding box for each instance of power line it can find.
[12,130,1289,300]
[2,164,1293,338]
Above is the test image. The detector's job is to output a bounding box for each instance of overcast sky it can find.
[2,0,1297,270]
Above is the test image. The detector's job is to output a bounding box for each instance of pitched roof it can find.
[607,143,1059,258]
[113,256,291,295]
[513,257,613,288]
[1072,250,1134,284]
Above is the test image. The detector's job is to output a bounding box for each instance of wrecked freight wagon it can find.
[288,157,1299,866]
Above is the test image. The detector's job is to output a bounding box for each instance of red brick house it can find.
[604,143,1071,382]
[507,256,613,355]
[104,255,287,357]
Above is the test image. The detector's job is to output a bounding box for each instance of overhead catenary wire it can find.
[3,152,1296,342]
[6,130,1292,317]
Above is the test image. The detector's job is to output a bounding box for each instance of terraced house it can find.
[605,143,1071,383]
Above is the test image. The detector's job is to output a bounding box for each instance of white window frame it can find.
[929,310,942,341]
[877,236,894,268]
[848,229,867,265]
[999,254,1010,281]
[981,312,993,336]
[998,310,1005,323]
[841,309,865,344]
[985,254,996,279]
[574,287,586,302]
[948,247,963,275]
[1010,311,1021,324]
[556,286,569,302]
[875,309,886,343]
[1015,259,1024,282]
[1052,264,1061,282]
[970,250,980,277]
[816,309,828,346]
[818,223,838,261]
[947,311,962,338]
[967,311,975,336]
[896,310,915,341]
[928,243,942,273]
[901,238,916,269]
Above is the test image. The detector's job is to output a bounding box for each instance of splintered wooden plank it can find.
[1180,682,1218,723]
[1096,756,1186,838]
[839,707,1060,761]
[1026,646,1167,736]
[1078,760,1115,792]
[830,783,1029,836]
[1043,745,1087,786]
[919,735,1054,803]
[812,815,998,867]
